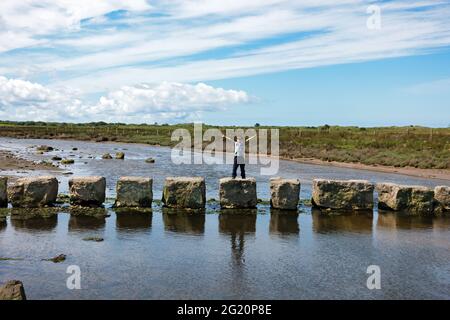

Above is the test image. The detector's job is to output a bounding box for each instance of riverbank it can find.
[1,121,449,170]
[1,137,449,182]
[287,157,450,181]
[0,150,59,172]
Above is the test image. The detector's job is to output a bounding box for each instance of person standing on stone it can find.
[223,134,256,179]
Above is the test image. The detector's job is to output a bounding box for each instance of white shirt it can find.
[234,141,244,157]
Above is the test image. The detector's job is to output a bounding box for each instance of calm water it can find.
[0,137,449,300]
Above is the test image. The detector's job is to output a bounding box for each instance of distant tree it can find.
[255,123,260,127]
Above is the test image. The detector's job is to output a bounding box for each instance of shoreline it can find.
[0,136,449,182]
[284,156,450,181]
[0,150,60,172]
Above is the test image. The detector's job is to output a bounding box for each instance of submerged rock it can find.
[51,156,62,161]
[270,178,300,210]
[55,193,70,204]
[162,177,206,209]
[376,183,434,215]
[115,176,153,208]
[82,236,104,242]
[69,176,106,207]
[0,177,7,208]
[312,179,374,211]
[43,254,66,263]
[145,157,155,163]
[219,178,257,209]
[102,153,113,159]
[0,280,26,300]
[115,152,125,160]
[36,145,53,152]
[8,176,58,208]
[61,158,74,165]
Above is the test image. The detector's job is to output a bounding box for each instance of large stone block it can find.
[270,178,300,210]
[115,176,153,208]
[434,186,449,213]
[69,176,106,207]
[376,183,434,214]
[8,176,58,208]
[312,179,374,211]
[0,280,26,300]
[219,178,257,209]
[0,177,7,208]
[162,177,206,209]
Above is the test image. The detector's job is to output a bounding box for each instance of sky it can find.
[0,0,449,127]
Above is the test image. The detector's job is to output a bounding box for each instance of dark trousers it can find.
[232,156,246,179]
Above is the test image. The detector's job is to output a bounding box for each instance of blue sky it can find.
[0,0,449,127]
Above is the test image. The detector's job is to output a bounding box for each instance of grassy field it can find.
[0,121,449,169]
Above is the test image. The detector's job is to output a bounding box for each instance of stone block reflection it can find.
[312,208,373,234]
[269,209,299,236]
[162,208,205,235]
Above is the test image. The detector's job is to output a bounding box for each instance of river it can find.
[0,137,449,299]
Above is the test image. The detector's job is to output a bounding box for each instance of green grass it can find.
[0,121,449,169]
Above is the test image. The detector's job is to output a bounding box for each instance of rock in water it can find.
[145,158,155,163]
[270,178,300,210]
[36,145,53,152]
[115,176,153,208]
[102,153,113,159]
[312,179,374,211]
[162,177,206,209]
[83,236,104,242]
[69,176,106,207]
[434,186,450,213]
[0,177,7,208]
[0,280,26,300]
[43,254,66,263]
[61,158,74,164]
[8,176,58,208]
[219,178,257,209]
[376,183,434,214]
[115,152,125,160]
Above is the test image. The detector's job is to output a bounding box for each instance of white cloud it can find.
[0,0,447,92]
[0,75,82,120]
[0,0,150,52]
[0,0,449,121]
[0,76,250,123]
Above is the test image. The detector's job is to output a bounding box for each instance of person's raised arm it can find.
[222,134,233,141]
[246,135,257,142]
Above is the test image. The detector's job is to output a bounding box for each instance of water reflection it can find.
[115,209,152,232]
[433,217,450,229]
[68,213,106,231]
[312,208,373,234]
[377,211,435,230]
[162,208,205,234]
[269,210,299,236]
[219,210,257,269]
[10,212,58,231]
[0,210,6,230]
